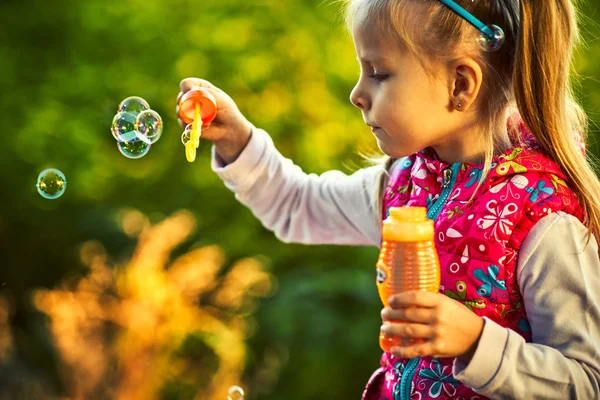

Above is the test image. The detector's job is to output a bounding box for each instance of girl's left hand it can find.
[381,291,484,361]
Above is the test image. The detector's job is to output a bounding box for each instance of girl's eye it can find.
[369,73,389,82]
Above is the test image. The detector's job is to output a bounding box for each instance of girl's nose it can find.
[350,83,368,110]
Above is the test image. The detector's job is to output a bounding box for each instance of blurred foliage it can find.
[0,0,598,399]
[32,210,272,399]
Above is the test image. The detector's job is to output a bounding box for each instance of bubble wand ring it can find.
[438,0,505,52]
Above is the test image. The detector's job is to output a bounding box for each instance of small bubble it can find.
[117,96,150,115]
[135,110,163,144]
[477,24,505,52]
[227,386,244,400]
[36,168,67,199]
[182,124,199,147]
[117,139,150,159]
[181,130,191,145]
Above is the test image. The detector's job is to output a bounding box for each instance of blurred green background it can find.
[0,0,598,399]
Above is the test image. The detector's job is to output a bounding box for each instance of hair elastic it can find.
[438,0,505,51]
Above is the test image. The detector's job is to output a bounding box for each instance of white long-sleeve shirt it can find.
[212,127,600,399]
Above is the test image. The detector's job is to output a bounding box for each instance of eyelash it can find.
[369,73,389,82]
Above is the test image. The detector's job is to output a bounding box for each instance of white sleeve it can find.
[211,126,383,247]
[453,211,600,399]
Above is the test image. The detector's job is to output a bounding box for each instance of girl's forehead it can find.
[352,21,402,59]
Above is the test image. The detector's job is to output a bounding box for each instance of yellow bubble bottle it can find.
[376,206,441,352]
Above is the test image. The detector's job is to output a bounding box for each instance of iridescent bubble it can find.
[135,109,163,144]
[36,168,67,199]
[181,129,191,145]
[117,139,151,159]
[227,386,244,400]
[182,123,199,147]
[477,24,505,52]
[117,96,150,115]
[111,112,138,142]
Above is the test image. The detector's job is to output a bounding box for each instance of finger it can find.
[390,341,437,359]
[179,77,215,93]
[382,307,435,324]
[389,291,440,309]
[381,322,434,339]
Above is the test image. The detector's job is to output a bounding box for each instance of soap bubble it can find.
[181,130,191,145]
[227,386,244,400]
[477,24,505,52]
[117,96,150,115]
[36,168,67,199]
[111,112,138,142]
[182,123,199,147]
[135,109,163,144]
[117,139,150,159]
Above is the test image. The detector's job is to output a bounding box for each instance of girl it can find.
[176,0,600,398]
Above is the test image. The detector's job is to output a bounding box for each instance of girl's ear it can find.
[448,58,483,112]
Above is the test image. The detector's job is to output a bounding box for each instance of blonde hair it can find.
[344,0,600,243]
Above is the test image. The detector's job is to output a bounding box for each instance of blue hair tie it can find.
[438,0,505,51]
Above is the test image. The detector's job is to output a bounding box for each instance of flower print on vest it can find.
[416,359,460,399]
[477,200,518,242]
[442,235,492,278]
[489,174,529,201]
[385,368,396,392]
[444,281,486,312]
[413,158,429,180]
[496,148,527,176]
[446,206,463,220]
[497,248,517,267]
[473,265,508,302]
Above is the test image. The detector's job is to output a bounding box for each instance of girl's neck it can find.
[434,118,512,165]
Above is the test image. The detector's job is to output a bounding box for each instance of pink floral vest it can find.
[362,118,583,400]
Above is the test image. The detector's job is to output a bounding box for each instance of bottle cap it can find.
[178,88,217,125]
[383,206,434,242]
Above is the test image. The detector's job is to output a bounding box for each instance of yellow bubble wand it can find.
[178,88,217,163]
[185,103,202,162]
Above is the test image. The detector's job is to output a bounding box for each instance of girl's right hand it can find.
[176,78,253,164]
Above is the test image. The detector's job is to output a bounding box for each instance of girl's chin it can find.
[376,140,412,159]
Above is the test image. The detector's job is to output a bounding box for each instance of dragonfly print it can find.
[526,180,554,202]
[444,281,486,312]
[496,148,527,176]
[473,265,508,302]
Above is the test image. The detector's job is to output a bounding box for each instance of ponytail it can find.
[514,0,600,243]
